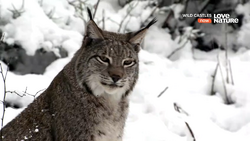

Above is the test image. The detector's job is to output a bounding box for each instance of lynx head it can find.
[75,8,156,99]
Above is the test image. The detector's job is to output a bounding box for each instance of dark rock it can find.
[194,37,220,52]
[0,41,68,75]
[5,101,22,109]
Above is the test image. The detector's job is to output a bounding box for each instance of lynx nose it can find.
[108,66,124,83]
[110,75,121,83]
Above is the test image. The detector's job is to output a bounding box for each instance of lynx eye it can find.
[123,59,135,67]
[97,56,110,64]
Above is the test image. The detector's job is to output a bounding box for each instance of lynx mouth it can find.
[101,82,123,88]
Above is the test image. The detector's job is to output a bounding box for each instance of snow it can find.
[236,2,250,49]
[144,26,178,57]
[0,0,82,56]
[1,0,250,141]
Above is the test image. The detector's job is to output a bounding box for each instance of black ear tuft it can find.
[87,7,93,20]
[127,18,157,45]
[145,18,157,29]
[85,7,104,39]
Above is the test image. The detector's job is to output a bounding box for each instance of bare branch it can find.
[157,86,169,98]
[141,5,158,27]
[217,55,232,104]
[67,0,89,25]
[173,102,189,116]
[174,102,180,113]
[46,8,54,18]
[0,63,8,139]
[173,102,195,141]
[183,0,190,15]
[0,5,2,20]
[6,88,45,100]
[8,0,25,19]
[211,63,219,95]
[224,23,230,84]
[223,24,234,86]
[102,9,105,30]
[45,7,61,21]
[185,122,196,141]
[123,16,131,33]
[93,0,100,19]
[106,17,120,26]
[228,60,234,85]
[118,1,139,33]
[0,32,5,42]
[167,38,189,58]
[0,68,45,139]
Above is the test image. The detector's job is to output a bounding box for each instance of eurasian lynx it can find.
[1,8,156,141]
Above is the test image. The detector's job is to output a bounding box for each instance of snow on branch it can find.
[8,0,25,19]
[68,0,89,24]
[118,1,139,33]
[168,27,204,59]
[68,0,100,25]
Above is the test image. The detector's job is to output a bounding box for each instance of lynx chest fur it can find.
[1,8,156,141]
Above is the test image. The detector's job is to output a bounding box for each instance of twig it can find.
[0,63,8,140]
[185,122,196,141]
[217,55,232,104]
[6,90,31,98]
[0,32,5,42]
[8,0,25,19]
[167,37,189,58]
[162,8,174,28]
[183,0,190,16]
[118,1,139,32]
[223,24,234,85]
[228,60,234,85]
[0,5,2,20]
[106,17,120,26]
[173,103,195,141]
[191,40,196,60]
[141,5,158,28]
[123,16,131,32]
[6,88,45,100]
[93,0,100,19]
[68,0,89,25]
[173,102,189,116]
[102,9,105,30]
[174,102,180,112]
[190,0,210,25]
[168,27,203,59]
[157,86,169,98]
[211,63,219,95]
[45,7,61,21]
[224,23,230,84]
[38,0,43,7]
[117,12,130,32]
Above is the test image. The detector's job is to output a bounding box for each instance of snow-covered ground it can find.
[1,0,250,140]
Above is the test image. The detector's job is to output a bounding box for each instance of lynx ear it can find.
[85,8,104,39]
[128,18,157,45]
